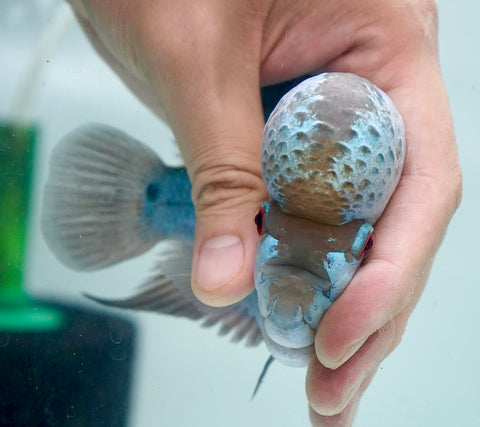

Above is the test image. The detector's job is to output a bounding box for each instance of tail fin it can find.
[42,124,166,271]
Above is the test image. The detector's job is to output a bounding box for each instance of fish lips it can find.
[255,264,332,349]
[262,331,315,368]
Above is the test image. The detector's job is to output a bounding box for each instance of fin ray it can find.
[87,241,262,347]
[42,124,166,270]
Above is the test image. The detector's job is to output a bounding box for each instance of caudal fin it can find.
[42,124,166,271]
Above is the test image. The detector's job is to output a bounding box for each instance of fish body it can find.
[42,124,265,346]
[42,73,404,370]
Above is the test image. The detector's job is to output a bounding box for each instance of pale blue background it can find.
[1,1,479,425]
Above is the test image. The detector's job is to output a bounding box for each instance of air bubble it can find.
[110,347,127,361]
[0,335,9,347]
[108,325,124,344]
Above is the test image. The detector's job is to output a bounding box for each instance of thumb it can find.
[67,0,271,305]
[177,87,268,307]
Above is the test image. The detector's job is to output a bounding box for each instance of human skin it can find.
[67,0,462,424]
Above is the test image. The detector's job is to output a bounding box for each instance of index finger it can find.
[315,64,461,369]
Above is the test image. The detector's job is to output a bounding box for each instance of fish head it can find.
[262,72,405,226]
[254,202,374,366]
[255,72,405,366]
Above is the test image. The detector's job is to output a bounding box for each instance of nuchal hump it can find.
[262,72,405,225]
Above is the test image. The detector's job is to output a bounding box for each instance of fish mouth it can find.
[255,264,332,351]
[262,332,315,367]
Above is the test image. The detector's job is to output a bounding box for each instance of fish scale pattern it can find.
[262,72,405,225]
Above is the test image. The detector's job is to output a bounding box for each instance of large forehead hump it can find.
[262,73,405,225]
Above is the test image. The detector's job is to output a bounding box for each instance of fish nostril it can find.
[255,206,265,235]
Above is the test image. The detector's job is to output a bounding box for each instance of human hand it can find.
[68,0,461,424]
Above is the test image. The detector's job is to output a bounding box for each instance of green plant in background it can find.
[0,4,75,332]
[0,124,36,291]
[0,123,63,330]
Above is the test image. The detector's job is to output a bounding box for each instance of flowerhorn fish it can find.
[254,73,405,367]
[41,73,404,395]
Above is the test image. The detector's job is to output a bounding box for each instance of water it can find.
[1,1,479,426]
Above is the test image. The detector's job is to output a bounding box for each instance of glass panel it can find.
[1,1,478,426]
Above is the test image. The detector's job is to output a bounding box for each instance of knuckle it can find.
[449,165,463,212]
[401,163,463,219]
[191,164,266,214]
[437,167,463,216]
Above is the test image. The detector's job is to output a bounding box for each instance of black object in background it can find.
[0,302,136,427]
[261,75,311,121]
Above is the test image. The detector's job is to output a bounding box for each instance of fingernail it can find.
[318,336,367,369]
[337,337,367,366]
[195,235,244,291]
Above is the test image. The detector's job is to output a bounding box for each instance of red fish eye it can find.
[255,206,265,235]
[360,234,374,257]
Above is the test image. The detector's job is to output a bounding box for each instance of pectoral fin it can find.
[86,241,263,347]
